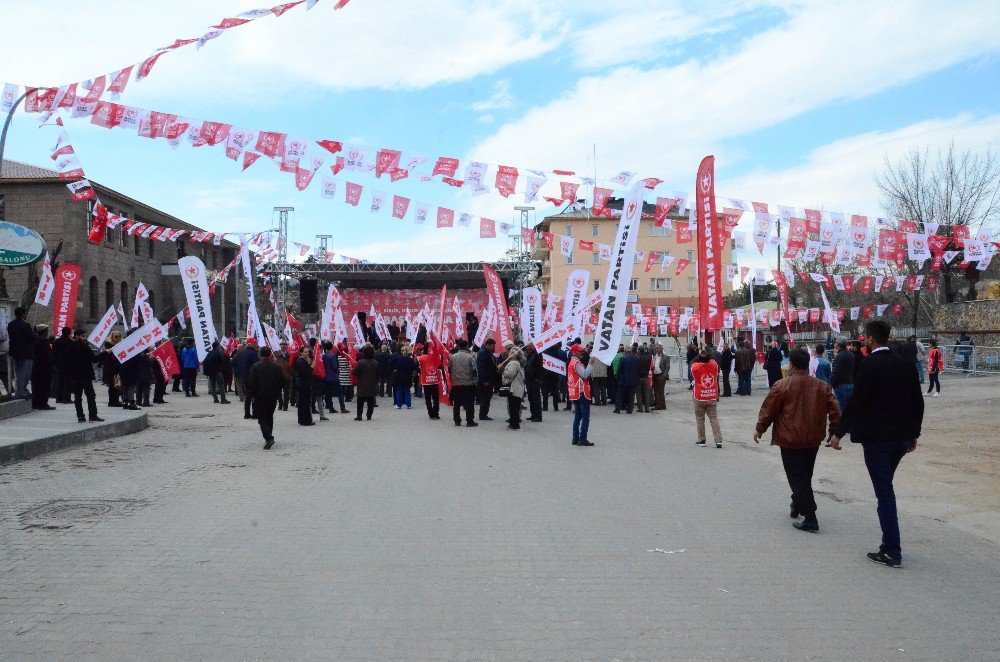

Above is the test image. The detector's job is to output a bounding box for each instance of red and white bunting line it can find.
[2,1,352,111]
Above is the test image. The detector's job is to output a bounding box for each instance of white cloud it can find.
[471,80,514,113]
[468,1,1000,182]
[0,1,567,103]
[725,113,1000,218]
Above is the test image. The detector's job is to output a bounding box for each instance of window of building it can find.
[686,250,694,261]
[687,277,695,291]
[177,239,187,260]
[89,276,99,319]
[565,225,573,237]
[592,251,600,264]
[591,223,599,237]
[134,228,142,255]
[649,224,672,237]
[566,252,573,265]
[629,279,639,291]
[147,238,155,259]
[105,279,114,310]
[121,281,130,309]
[103,208,113,244]
[594,279,600,291]
[651,278,672,291]
[211,251,218,269]
[0,194,5,221]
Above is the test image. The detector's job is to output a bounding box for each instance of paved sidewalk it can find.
[0,400,147,463]
[0,381,997,659]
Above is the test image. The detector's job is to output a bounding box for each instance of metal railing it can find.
[938,345,1000,376]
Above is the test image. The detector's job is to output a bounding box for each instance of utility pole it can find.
[273,206,293,321]
[0,89,29,177]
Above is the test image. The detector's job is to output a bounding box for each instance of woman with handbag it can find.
[499,345,525,431]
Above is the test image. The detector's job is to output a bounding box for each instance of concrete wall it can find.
[934,300,1000,348]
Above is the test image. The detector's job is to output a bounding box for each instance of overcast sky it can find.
[2,0,998,267]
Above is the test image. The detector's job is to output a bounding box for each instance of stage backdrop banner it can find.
[593,184,643,365]
[695,155,725,330]
[178,255,217,361]
[52,264,82,333]
[338,288,489,329]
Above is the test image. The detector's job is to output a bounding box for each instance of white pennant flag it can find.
[559,235,574,259]
[88,306,119,348]
[34,252,56,306]
[819,286,840,333]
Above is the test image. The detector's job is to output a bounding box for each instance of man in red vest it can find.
[692,346,723,448]
[568,344,594,447]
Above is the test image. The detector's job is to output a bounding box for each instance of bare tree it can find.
[876,143,1000,308]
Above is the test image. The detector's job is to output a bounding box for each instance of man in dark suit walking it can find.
[828,320,923,568]
[247,346,286,450]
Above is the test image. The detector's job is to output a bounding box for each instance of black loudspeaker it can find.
[299,279,318,313]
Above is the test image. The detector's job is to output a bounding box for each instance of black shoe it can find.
[695,441,706,447]
[38,405,57,411]
[89,416,105,422]
[867,551,901,568]
[572,440,579,445]
[466,421,479,427]
[577,441,594,447]
[78,417,86,423]
[213,396,219,403]
[455,420,462,426]
[793,520,819,532]
[527,417,542,422]
[220,399,231,404]
[790,502,800,519]
[480,416,493,421]
[244,415,253,420]
[264,438,274,450]
[715,442,723,449]
[184,393,191,397]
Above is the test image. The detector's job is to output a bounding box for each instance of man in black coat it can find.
[717,343,734,397]
[51,327,73,403]
[523,343,543,422]
[7,307,35,399]
[476,339,498,421]
[63,329,103,423]
[247,346,286,449]
[31,326,56,410]
[829,321,923,568]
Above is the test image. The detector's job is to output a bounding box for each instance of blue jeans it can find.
[393,385,411,408]
[916,360,925,384]
[833,384,853,413]
[572,397,591,443]
[863,441,910,561]
[14,358,33,398]
[736,371,752,395]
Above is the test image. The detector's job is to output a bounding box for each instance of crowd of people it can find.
[5,304,938,568]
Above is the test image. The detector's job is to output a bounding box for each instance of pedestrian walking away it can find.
[754,348,841,532]
[352,344,381,421]
[828,320,924,568]
[294,346,315,426]
[830,340,855,412]
[247,346,286,449]
[447,339,478,427]
[499,344,525,430]
[477,338,498,421]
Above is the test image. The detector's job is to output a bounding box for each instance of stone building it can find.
[0,159,244,336]
[531,198,735,308]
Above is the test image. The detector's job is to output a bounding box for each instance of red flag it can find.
[675,258,690,275]
[892,302,904,317]
[271,2,305,17]
[242,152,261,171]
[255,131,287,158]
[641,177,663,190]
[655,197,678,226]
[495,166,519,197]
[80,76,107,104]
[436,207,455,227]
[594,187,613,216]
[136,52,166,81]
[198,121,231,146]
[91,102,125,128]
[645,252,659,272]
[695,156,724,330]
[214,17,252,29]
[542,232,554,250]
[87,203,109,245]
[152,341,181,381]
[521,226,534,247]
[333,0,352,8]
[480,218,496,238]
[677,225,693,243]
[391,195,410,219]
[952,225,970,247]
[286,311,304,330]
[316,139,343,155]
[345,182,363,206]
[108,66,134,94]
[578,240,594,251]
[52,264,82,333]
[482,264,513,345]
[66,180,95,202]
[432,157,459,177]
[375,149,401,178]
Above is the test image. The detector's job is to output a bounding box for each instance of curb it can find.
[0,399,32,421]
[0,413,149,464]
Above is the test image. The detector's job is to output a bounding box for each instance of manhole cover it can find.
[19,498,148,530]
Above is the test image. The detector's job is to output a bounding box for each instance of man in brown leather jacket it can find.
[753,347,840,532]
